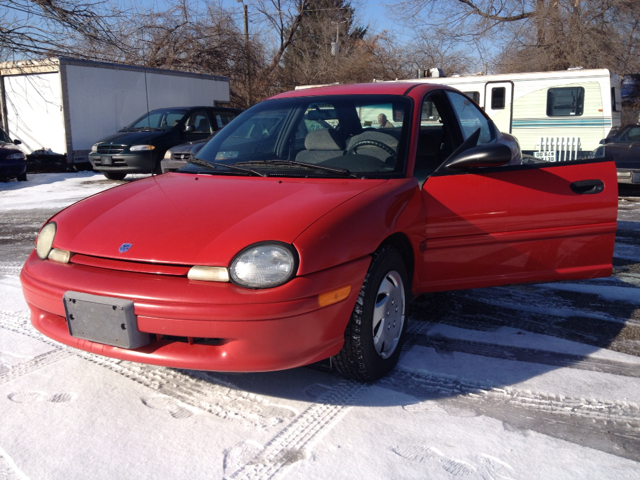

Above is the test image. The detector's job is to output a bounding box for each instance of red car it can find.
[21,83,618,381]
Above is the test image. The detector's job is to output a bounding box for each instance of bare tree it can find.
[391,0,640,75]
[0,0,125,60]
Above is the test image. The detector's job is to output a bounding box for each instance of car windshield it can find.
[0,129,12,144]
[123,109,190,132]
[613,126,640,143]
[190,95,411,178]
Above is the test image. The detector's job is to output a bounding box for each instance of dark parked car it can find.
[161,109,242,173]
[596,124,640,184]
[89,107,241,180]
[0,128,27,182]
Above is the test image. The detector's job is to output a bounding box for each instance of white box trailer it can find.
[0,57,230,167]
[394,68,621,161]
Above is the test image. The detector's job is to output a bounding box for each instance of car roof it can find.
[149,106,242,112]
[271,82,439,99]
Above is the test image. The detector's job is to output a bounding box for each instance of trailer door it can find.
[484,81,513,134]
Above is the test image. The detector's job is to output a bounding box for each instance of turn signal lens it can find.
[48,248,72,264]
[317,285,352,308]
[188,266,230,282]
[36,222,56,260]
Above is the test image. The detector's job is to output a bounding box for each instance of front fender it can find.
[293,178,423,276]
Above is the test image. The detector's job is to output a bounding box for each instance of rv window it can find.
[547,87,584,116]
[491,87,506,109]
[464,91,480,104]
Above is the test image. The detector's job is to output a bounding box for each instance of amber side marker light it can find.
[317,285,352,308]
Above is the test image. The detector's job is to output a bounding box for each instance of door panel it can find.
[484,82,513,134]
[417,161,618,292]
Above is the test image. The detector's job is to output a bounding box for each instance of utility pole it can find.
[331,20,347,56]
[238,0,252,106]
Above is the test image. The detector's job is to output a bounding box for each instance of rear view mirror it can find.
[447,143,512,169]
[184,125,195,133]
[13,139,21,145]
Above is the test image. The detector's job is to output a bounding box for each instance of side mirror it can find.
[13,139,21,145]
[446,143,513,169]
[184,125,195,133]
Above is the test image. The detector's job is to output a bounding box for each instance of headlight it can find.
[230,242,297,288]
[36,222,56,260]
[7,152,25,160]
[130,145,156,152]
[90,143,99,153]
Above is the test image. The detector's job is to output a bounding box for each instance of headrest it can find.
[304,128,345,151]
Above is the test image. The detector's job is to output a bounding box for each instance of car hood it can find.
[51,173,387,266]
[95,130,172,146]
[0,143,23,158]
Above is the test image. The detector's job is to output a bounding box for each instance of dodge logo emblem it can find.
[119,243,132,253]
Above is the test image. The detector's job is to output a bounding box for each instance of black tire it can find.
[103,171,127,181]
[333,245,409,381]
[17,172,27,182]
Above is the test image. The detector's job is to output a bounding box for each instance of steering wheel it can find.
[346,139,396,158]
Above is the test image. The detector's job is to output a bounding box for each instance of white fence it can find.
[534,136,581,162]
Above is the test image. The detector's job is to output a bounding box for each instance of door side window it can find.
[214,112,237,129]
[414,96,451,183]
[186,111,211,133]
[446,91,495,145]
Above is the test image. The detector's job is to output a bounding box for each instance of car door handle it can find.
[570,179,604,194]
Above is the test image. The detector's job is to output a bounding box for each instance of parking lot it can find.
[1,173,639,479]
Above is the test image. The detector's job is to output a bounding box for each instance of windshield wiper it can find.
[234,160,358,178]
[186,158,265,177]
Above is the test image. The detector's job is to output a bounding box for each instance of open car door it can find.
[412,88,618,293]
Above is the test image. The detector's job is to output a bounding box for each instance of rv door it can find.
[484,82,513,134]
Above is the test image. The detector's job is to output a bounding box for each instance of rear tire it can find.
[103,171,126,181]
[333,245,408,381]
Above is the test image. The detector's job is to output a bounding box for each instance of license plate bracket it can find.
[101,156,113,165]
[63,291,150,349]
[632,172,640,184]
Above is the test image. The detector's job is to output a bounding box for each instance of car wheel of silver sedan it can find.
[333,245,408,381]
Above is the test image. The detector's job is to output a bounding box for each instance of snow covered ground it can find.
[1,173,639,479]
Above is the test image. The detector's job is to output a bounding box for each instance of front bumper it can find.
[89,152,156,174]
[21,251,370,372]
[160,158,187,173]
[616,168,640,184]
[0,160,26,178]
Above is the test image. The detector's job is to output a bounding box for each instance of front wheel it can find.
[333,245,408,381]
[17,172,27,182]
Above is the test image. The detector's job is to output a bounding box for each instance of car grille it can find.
[70,254,191,276]
[97,145,126,154]
[171,152,192,161]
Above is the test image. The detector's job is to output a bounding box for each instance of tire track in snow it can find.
[224,380,365,480]
[0,264,23,276]
[0,445,29,480]
[383,370,640,461]
[409,333,640,378]
[0,310,299,430]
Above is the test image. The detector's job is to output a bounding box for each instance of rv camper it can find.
[395,69,621,161]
